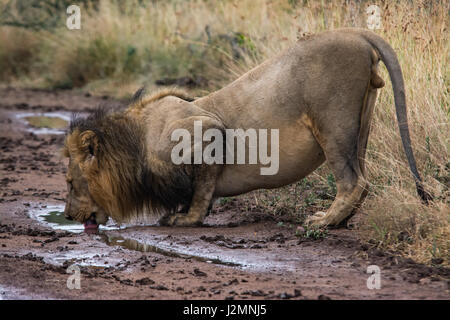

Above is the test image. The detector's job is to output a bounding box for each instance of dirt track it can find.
[0,87,448,300]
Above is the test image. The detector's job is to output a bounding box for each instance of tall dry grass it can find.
[0,0,448,265]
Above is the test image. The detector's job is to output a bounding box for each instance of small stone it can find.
[296,226,305,236]
[193,268,207,277]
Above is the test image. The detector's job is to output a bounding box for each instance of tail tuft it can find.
[416,182,433,204]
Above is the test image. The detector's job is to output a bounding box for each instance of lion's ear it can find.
[79,130,99,157]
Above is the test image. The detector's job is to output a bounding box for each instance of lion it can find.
[63,28,431,230]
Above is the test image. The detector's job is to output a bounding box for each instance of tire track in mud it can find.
[0,88,448,300]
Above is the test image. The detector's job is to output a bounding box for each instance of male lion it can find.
[63,28,431,230]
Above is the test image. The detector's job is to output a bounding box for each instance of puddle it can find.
[101,234,241,267]
[15,112,71,135]
[28,204,243,268]
[28,204,241,267]
[25,204,125,267]
[100,232,299,272]
[25,115,68,129]
[28,204,316,272]
[28,204,120,233]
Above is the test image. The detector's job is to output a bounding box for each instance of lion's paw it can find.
[158,214,174,226]
[304,211,329,228]
[160,214,202,227]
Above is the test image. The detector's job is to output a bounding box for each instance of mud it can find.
[0,87,448,300]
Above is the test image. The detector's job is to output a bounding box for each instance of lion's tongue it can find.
[84,219,98,230]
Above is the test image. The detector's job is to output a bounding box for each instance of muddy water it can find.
[29,204,241,267]
[28,205,328,273]
[111,230,316,273]
[29,204,120,233]
[101,234,241,267]
[25,205,124,267]
[15,112,71,134]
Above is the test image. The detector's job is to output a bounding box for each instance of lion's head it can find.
[63,127,110,229]
[62,106,193,230]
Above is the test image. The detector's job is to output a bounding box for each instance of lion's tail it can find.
[348,29,432,203]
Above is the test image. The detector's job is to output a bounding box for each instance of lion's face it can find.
[63,130,109,228]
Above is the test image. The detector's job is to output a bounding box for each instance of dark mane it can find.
[68,107,193,221]
[128,86,147,105]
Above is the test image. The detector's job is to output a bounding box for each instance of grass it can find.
[0,0,448,266]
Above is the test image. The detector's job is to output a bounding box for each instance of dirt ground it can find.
[0,87,448,300]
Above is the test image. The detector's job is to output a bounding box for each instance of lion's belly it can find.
[213,122,325,197]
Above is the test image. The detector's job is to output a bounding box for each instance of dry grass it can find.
[0,0,448,265]
[0,27,40,81]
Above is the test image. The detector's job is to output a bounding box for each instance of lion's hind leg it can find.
[305,158,367,228]
[305,88,377,228]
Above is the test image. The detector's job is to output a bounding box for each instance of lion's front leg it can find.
[164,165,221,227]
